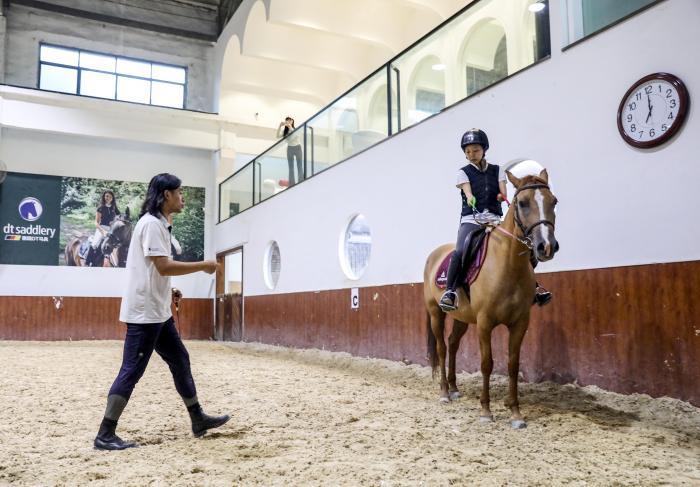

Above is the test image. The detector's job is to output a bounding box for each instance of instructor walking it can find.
[94,173,229,451]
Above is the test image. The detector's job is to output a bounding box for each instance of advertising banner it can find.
[0,173,62,265]
[0,171,205,267]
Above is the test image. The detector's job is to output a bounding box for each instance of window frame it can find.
[263,240,281,290]
[339,213,372,281]
[561,0,665,50]
[37,42,188,109]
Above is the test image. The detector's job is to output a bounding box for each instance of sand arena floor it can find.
[0,340,698,486]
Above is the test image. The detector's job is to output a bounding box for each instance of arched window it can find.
[460,20,508,96]
[408,55,446,124]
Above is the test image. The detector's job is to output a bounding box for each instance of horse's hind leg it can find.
[505,318,529,429]
[447,319,468,400]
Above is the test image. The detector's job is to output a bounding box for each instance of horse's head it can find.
[101,208,133,256]
[506,169,559,262]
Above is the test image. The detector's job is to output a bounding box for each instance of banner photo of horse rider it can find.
[0,170,204,267]
[60,176,205,267]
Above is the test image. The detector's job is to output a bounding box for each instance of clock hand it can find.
[645,94,652,124]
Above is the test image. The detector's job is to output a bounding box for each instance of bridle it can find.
[512,183,556,239]
[101,218,132,264]
[103,222,125,251]
[485,183,556,251]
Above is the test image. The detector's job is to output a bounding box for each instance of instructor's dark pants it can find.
[108,317,196,400]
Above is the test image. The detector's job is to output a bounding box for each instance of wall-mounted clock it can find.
[617,73,689,148]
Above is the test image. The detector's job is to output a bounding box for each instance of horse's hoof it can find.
[479,415,494,423]
[511,419,527,429]
[439,396,450,404]
[449,391,461,401]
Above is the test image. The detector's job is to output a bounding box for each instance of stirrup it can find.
[534,289,552,307]
[439,290,458,312]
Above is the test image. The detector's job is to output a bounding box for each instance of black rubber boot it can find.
[85,246,97,267]
[94,418,137,451]
[187,404,230,438]
[440,247,465,312]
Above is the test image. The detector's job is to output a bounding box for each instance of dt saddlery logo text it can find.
[3,197,57,242]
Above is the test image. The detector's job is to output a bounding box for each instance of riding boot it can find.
[187,403,230,438]
[440,251,465,312]
[533,282,552,307]
[93,418,137,451]
[85,246,94,266]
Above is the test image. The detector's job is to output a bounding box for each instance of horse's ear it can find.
[506,170,522,188]
[538,169,549,184]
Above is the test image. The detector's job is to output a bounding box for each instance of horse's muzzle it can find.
[535,238,559,261]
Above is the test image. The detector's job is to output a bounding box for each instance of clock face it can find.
[618,73,689,148]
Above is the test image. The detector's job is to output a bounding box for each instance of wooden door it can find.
[215,249,243,341]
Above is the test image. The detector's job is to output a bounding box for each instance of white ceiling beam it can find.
[241,2,393,80]
[221,42,355,102]
[221,81,327,106]
[267,0,440,53]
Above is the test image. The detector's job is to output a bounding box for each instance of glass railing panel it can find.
[219,0,555,220]
[255,126,304,204]
[219,163,253,222]
[391,0,551,130]
[562,0,659,46]
[307,68,389,177]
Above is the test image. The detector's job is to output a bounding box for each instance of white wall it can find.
[215,0,700,296]
[0,128,217,298]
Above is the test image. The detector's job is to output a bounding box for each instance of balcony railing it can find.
[219,0,551,223]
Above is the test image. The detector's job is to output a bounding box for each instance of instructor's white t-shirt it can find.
[119,213,173,324]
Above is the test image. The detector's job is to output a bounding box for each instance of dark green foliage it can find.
[60,177,204,263]
[172,187,205,262]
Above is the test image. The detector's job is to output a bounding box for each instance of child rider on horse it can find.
[439,128,552,312]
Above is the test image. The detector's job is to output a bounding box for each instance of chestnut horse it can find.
[423,169,559,429]
[65,209,132,267]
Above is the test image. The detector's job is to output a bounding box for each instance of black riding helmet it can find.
[460,128,489,152]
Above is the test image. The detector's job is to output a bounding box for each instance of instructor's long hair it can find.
[140,173,182,218]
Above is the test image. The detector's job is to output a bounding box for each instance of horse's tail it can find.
[64,241,74,266]
[426,310,438,378]
[64,239,77,266]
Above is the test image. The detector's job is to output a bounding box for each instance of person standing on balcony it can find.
[277,116,304,186]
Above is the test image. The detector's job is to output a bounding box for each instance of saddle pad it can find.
[435,233,490,289]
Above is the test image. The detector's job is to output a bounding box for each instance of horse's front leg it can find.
[108,248,120,267]
[447,319,468,400]
[505,318,529,429]
[430,311,450,403]
[477,320,494,422]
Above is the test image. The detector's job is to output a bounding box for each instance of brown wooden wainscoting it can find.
[0,297,213,340]
[244,261,700,406]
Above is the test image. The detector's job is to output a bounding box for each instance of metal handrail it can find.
[218,0,552,222]
[218,0,497,190]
